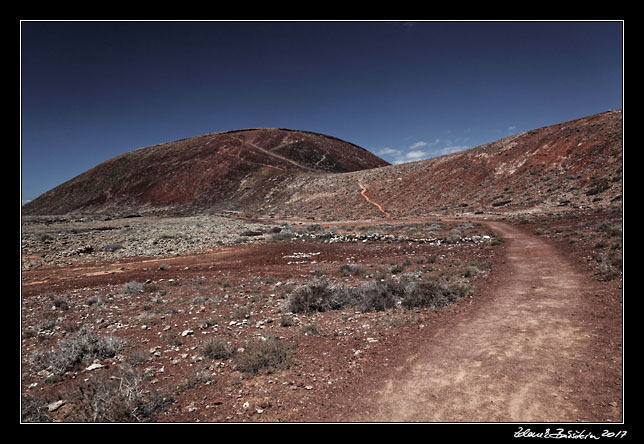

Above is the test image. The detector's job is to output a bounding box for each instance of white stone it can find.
[85,363,104,371]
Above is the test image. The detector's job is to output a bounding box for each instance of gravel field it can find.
[21,214,276,269]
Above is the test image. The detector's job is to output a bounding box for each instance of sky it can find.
[20,20,623,203]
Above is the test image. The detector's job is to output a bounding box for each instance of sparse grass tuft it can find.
[284,278,355,314]
[234,337,295,376]
[401,281,472,309]
[21,393,53,422]
[596,251,622,281]
[49,293,70,310]
[352,280,401,312]
[67,365,171,422]
[286,275,472,315]
[122,281,144,294]
[30,327,125,375]
[339,264,367,276]
[596,221,622,238]
[202,337,235,360]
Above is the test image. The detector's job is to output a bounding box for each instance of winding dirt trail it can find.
[21,211,622,423]
[349,220,618,422]
[358,181,391,219]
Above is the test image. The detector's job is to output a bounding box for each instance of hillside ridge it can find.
[22,128,388,216]
[269,109,622,220]
[23,110,622,219]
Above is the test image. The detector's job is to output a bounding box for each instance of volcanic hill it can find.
[270,110,623,220]
[23,110,622,219]
[22,128,388,216]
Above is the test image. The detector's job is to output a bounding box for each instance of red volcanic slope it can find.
[271,110,623,220]
[24,111,622,219]
[22,128,389,216]
[371,109,624,216]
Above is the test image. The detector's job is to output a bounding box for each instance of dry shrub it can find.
[30,327,125,375]
[234,337,295,375]
[284,278,355,314]
[68,365,171,422]
[202,337,235,360]
[21,393,53,423]
[286,277,472,314]
[401,281,471,309]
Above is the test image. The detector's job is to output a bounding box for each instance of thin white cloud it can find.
[409,139,440,150]
[376,138,468,166]
[409,141,428,149]
[405,150,429,160]
[377,147,402,156]
[389,149,431,165]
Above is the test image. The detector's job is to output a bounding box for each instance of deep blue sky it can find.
[20,20,623,203]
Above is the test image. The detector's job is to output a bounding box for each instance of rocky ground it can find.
[21,213,503,421]
[20,213,275,270]
[20,208,622,423]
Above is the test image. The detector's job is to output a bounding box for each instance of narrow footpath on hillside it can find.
[358,180,391,219]
[347,220,621,422]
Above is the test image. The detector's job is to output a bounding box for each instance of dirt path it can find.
[358,181,391,219]
[244,139,317,172]
[349,221,618,422]
[21,215,621,423]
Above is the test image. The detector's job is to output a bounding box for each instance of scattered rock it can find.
[85,362,104,371]
[47,400,65,412]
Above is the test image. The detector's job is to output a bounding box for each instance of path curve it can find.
[358,181,391,218]
[350,221,611,422]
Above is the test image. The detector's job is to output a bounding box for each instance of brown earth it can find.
[21,110,623,424]
[22,128,388,216]
[23,111,621,221]
[347,220,622,422]
[20,211,623,423]
[270,110,622,221]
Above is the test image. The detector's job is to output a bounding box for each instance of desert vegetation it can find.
[21,111,622,422]
[21,215,502,422]
[283,276,472,314]
[29,327,124,377]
